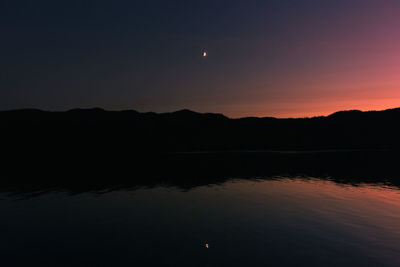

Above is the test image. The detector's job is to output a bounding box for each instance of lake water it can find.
[1,176,400,266]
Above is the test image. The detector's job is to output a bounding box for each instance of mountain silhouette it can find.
[2,107,400,191]
[2,107,400,153]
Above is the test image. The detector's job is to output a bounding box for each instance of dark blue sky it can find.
[2,1,400,117]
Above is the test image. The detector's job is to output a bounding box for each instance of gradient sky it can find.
[2,0,400,118]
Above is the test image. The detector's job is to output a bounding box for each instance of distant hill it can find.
[2,107,400,184]
[2,107,400,154]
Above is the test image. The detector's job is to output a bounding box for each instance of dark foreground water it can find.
[1,151,400,266]
[1,178,400,266]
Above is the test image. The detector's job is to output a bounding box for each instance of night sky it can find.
[2,1,400,117]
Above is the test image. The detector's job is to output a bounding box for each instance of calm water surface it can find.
[1,178,400,266]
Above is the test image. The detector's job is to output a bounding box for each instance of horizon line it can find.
[2,106,400,120]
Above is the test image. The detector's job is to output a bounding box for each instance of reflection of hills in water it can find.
[2,151,399,198]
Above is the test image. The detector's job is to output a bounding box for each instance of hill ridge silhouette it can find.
[3,106,400,119]
[2,107,400,153]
